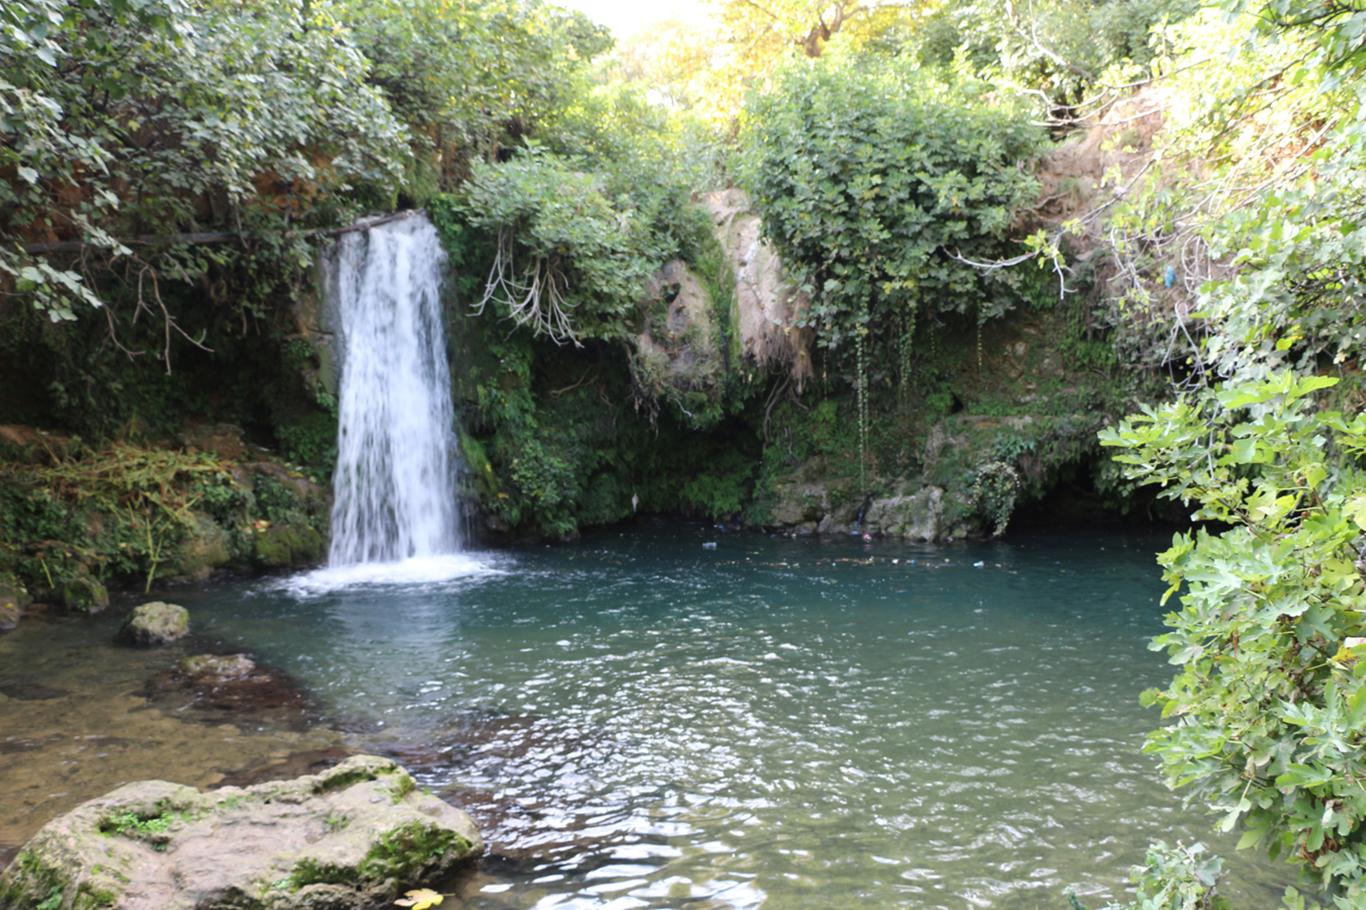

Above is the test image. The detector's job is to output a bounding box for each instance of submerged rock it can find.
[0,754,481,910]
[143,652,316,732]
[177,653,257,681]
[118,602,190,647]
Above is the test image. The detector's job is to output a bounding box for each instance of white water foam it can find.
[281,553,504,597]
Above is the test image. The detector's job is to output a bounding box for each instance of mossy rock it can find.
[178,653,256,681]
[253,521,326,569]
[163,513,232,581]
[0,755,481,910]
[59,574,109,614]
[118,602,190,647]
[0,573,31,633]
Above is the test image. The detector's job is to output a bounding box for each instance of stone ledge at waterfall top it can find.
[0,755,483,910]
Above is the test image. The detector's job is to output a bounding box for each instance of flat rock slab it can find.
[0,754,482,910]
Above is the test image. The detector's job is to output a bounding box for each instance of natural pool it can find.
[0,525,1290,908]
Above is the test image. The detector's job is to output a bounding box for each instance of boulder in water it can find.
[118,602,189,647]
[177,653,257,681]
[0,754,482,910]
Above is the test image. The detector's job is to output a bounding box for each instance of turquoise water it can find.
[164,525,1289,909]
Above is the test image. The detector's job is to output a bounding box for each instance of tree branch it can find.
[20,209,421,255]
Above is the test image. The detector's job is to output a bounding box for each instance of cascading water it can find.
[325,213,462,568]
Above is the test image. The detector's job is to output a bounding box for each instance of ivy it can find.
[740,57,1046,482]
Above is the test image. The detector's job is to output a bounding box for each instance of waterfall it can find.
[326,213,463,566]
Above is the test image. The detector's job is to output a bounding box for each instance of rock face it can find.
[631,190,815,425]
[704,188,812,385]
[178,423,250,462]
[633,258,725,418]
[118,602,190,647]
[0,755,482,910]
[164,514,233,582]
[863,487,944,542]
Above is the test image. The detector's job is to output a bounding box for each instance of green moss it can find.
[71,884,118,910]
[0,845,119,908]
[98,801,198,851]
[287,857,355,890]
[357,822,469,882]
[275,411,337,476]
[253,522,325,569]
[310,762,397,796]
[284,822,468,893]
[163,514,231,578]
[59,574,109,613]
[388,775,416,804]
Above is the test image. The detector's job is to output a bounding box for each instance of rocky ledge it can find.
[0,755,482,910]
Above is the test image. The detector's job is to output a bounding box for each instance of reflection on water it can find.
[2,526,1296,908]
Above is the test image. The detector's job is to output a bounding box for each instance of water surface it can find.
[159,525,1287,909]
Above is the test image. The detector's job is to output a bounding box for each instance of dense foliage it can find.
[1,0,406,324]
[1089,2,1366,906]
[740,56,1049,481]
[742,59,1046,353]
[912,0,1199,106]
[1104,374,1366,908]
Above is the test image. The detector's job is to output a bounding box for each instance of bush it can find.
[1102,372,1366,908]
[740,58,1047,358]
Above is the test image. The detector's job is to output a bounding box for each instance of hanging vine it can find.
[855,300,870,492]
[897,303,916,404]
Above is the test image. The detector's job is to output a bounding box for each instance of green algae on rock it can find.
[177,653,257,681]
[0,574,29,633]
[59,574,110,614]
[252,521,326,570]
[0,755,482,910]
[117,603,190,648]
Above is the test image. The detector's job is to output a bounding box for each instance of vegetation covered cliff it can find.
[4,0,1366,905]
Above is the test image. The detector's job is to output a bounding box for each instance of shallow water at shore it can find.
[1,525,1298,907]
